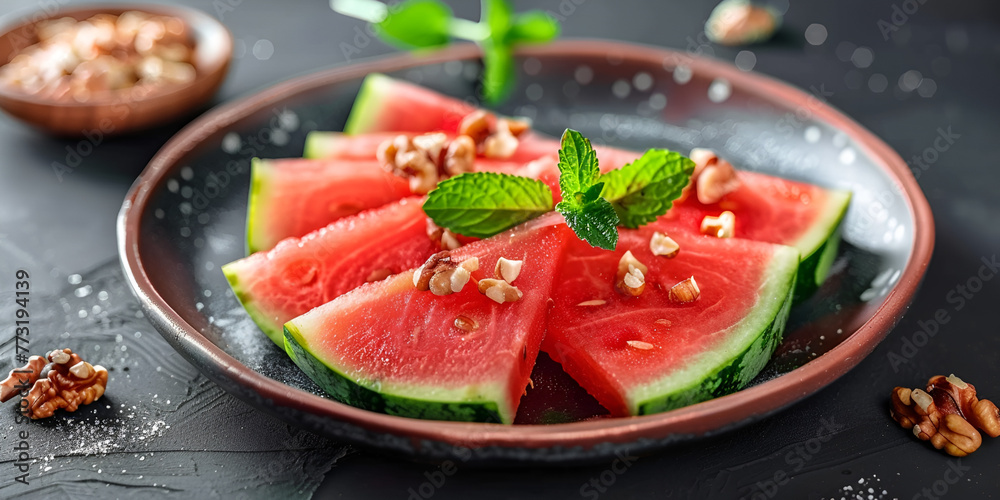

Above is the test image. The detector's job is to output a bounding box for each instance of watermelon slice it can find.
[654,172,851,300]
[340,73,645,161]
[345,73,479,135]
[245,157,412,253]
[224,198,438,344]
[523,156,848,300]
[304,130,561,164]
[543,227,799,417]
[283,215,570,424]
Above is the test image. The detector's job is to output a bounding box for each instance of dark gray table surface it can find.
[1,0,998,498]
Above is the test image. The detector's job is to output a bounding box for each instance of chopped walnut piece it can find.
[0,355,46,403]
[460,256,480,272]
[444,135,476,176]
[682,148,742,204]
[376,134,415,172]
[483,121,520,159]
[440,229,461,250]
[1,348,109,420]
[494,257,523,283]
[696,157,741,205]
[669,276,701,303]
[701,211,735,238]
[483,133,519,159]
[498,117,530,138]
[426,219,461,250]
[688,148,718,179]
[380,133,470,194]
[428,271,454,296]
[458,111,532,157]
[459,110,493,145]
[446,265,472,294]
[413,251,450,290]
[50,349,71,364]
[477,278,522,304]
[412,132,448,165]
[396,149,439,194]
[413,251,476,296]
[616,251,648,297]
[890,374,1000,456]
[649,232,680,258]
[626,340,654,350]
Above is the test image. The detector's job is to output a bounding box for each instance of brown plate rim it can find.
[117,40,935,452]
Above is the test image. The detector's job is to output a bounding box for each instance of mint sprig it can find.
[599,149,695,228]
[422,129,694,248]
[333,0,560,103]
[423,173,553,238]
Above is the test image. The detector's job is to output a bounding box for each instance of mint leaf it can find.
[483,0,513,37]
[554,129,619,249]
[376,0,453,49]
[598,149,695,228]
[506,12,560,44]
[423,172,554,238]
[557,197,619,250]
[556,129,600,200]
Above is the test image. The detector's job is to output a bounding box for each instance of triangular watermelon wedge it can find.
[283,215,570,424]
[224,198,438,344]
[543,226,799,417]
[652,171,850,300]
[304,130,560,164]
[345,73,478,135]
[246,157,412,253]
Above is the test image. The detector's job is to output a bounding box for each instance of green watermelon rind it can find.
[221,265,285,345]
[282,295,512,424]
[343,73,392,135]
[302,132,345,159]
[245,157,275,255]
[629,244,800,415]
[791,189,851,300]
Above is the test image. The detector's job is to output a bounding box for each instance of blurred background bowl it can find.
[0,3,232,136]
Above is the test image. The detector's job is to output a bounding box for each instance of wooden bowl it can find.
[0,3,232,136]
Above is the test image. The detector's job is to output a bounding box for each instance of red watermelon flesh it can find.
[283,214,571,423]
[524,152,849,286]
[304,130,561,165]
[543,226,799,417]
[246,157,412,253]
[224,198,439,344]
[654,171,837,247]
[247,156,537,253]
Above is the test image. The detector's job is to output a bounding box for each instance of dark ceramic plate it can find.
[118,41,933,464]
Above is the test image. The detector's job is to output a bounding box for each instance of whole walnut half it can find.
[890,374,1000,456]
[0,348,108,419]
